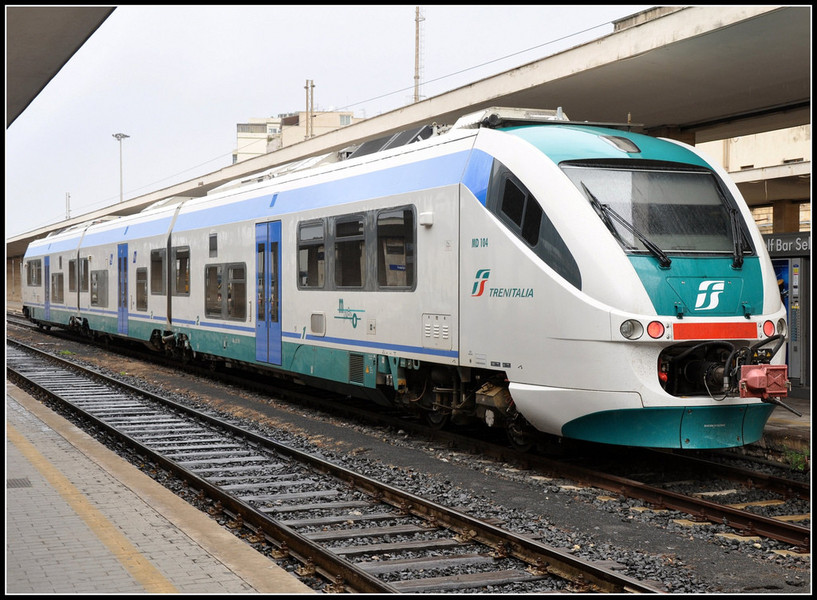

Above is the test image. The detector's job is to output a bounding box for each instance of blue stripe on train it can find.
[173,150,475,233]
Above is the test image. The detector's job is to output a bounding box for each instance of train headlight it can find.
[620,319,643,340]
[647,321,665,339]
[777,318,787,337]
[762,320,776,337]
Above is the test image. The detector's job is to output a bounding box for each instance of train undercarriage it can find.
[394,364,539,449]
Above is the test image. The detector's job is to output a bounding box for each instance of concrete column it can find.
[773,200,802,233]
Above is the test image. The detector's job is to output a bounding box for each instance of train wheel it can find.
[506,418,535,452]
[424,408,449,430]
[507,430,534,452]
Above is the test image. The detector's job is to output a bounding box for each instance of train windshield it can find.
[561,164,751,258]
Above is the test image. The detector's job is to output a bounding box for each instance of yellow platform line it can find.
[8,423,178,593]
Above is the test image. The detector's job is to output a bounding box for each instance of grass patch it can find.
[783,448,810,472]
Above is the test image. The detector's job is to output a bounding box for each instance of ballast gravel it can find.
[39,350,811,595]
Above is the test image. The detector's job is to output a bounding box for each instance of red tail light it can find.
[762,320,775,337]
[647,321,665,339]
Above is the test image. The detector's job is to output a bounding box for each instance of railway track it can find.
[7,314,811,555]
[7,339,659,594]
[534,448,810,553]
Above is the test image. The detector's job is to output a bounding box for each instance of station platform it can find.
[750,388,811,467]
[5,383,314,594]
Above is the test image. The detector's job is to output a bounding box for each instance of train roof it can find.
[23,107,686,259]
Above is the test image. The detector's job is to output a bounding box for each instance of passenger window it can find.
[26,259,42,286]
[90,270,108,306]
[228,265,246,320]
[80,257,89,292]
[377,207,415,288]
[172,246,190,296]
[205,263,246,320]
[151,249,166,295]
[136,268,148,311]
[335,216,365,288]
[69,259,77,292]
[205,265,222,317]
[51,272,64,304]
[298,221,325,288]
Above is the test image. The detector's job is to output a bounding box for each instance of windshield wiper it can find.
[581,182,620,240]
[729,208,745,270]
[581,183,671,269]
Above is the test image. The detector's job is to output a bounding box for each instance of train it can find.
[21,106,791,450]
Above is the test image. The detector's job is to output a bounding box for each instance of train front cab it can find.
[460,119,789,450]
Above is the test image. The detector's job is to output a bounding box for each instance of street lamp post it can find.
[112,133,130,203]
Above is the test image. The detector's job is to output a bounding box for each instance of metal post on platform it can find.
[112,132,130,203]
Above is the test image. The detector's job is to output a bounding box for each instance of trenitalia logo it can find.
[694,280,726,310]
[472,269,490,296]
[471,269,535,298]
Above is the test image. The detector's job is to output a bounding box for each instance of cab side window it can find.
[488,161,581,290]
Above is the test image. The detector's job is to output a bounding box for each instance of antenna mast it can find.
[304,79,315,139]
[414,6,425,103]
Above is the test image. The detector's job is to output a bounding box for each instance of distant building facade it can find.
[697,125,811,234]
[233,111,359,164]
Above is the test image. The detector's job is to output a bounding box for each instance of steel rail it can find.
[7,340,398,594]
[645,449,810,500]
[521,453,810,552]
[7,339,661,593]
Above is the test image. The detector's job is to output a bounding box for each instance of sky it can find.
[6,5,651,239]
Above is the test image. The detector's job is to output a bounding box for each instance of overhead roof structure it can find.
[5,5,811,258]
[6,6,115,128]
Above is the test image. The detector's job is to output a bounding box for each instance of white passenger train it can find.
[22,107,791,449]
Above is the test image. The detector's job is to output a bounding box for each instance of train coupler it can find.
[739,364,789,400]
[739,364,801,416]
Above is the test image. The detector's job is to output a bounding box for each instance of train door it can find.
[117,243,128,335]
[43,255,51,320]
[255,221,282,365]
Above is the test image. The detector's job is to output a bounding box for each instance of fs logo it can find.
[694,280,725,310]
[472,269,491,296]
